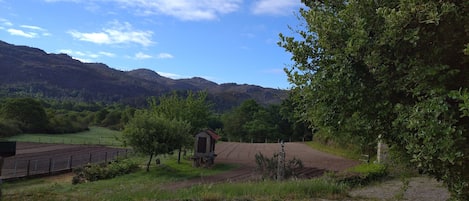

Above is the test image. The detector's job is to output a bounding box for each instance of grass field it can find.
[3,156,349,201]
[2,133,359,200]
[6,127,123,146]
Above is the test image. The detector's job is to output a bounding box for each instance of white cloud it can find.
[157,53,174,59]
[68,21,154,46]
[99,51,115,57]
[7,28,36,38]
[20,24,51,36]
[46,0,241,21]
[252,0,302,15]
[0,18,13,26]
[20,25,46,31]
[135,52,153,59]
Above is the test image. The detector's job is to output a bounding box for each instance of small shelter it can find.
[192,129,220,167]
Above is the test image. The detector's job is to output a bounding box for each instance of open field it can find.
[7,127,123,146]
[2,141,450,200]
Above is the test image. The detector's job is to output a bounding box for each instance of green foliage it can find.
[280,0,469,199]
[72,159,140,184]
[328,163,388,187]
[123,110,191,171]
[0,118,22,138]
[222,99,310,142]
[0,98,49,133]
[148,91,213,163]
[46,110,89,134]
[150,91,212,134]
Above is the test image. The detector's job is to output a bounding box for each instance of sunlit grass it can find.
[2,153,350,201]
[305,141,361,160]
[3,155,239,201]
[6,127,123,146]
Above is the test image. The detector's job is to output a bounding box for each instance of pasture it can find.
[2,141,360,200]
[6,127,123,146]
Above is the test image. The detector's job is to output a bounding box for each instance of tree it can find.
[149,91,212,163]
[221,99,262,141]
[279,0,468,199]
[123,110,190,171]
[0,98,49,133]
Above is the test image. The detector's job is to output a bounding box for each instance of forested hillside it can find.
[0,40,286,111]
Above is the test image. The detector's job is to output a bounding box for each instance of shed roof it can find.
[205,129,221,141]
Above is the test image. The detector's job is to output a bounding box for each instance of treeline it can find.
[221,98,310,142]
[0,97,135,137]
[0,93,310,143]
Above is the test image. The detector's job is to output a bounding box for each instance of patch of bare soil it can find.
[349,176,450,201]
[163,142,359,190]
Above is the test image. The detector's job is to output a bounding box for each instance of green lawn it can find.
[305,141,362,160]
[3,156,348,201]
[6,127,123,146]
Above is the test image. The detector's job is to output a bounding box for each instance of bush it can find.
[0,118,22,137]
[254,152,303,180]
[72,159,139,184]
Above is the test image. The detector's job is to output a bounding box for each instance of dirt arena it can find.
[1,142,127,180]
[164,142,359,189]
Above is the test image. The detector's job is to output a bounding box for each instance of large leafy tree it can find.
[149,91,212,163]
[279,0,468,199]
[123,110,190,171]
[0,98,49,133]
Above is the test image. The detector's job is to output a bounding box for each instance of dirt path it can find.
[349,176,450,201]
[163,142,359,190]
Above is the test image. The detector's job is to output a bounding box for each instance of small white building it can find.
[192,129,220,167]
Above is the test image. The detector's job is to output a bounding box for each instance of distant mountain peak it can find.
[0,40,287,110]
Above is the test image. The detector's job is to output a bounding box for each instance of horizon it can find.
[0,0,305,89]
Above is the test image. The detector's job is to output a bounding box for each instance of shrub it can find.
[254,152,303,180]
[72,159,139,184]
[0,118,22,137]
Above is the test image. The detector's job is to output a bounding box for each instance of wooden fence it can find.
[1,149,130,180]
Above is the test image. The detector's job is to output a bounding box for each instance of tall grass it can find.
[6,127,123,146]
[167,178,349,201]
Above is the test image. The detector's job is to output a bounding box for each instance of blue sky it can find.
[0,0,304,89]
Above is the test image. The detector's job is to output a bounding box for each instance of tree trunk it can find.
[146,153,153,172]
[177,148,182,164]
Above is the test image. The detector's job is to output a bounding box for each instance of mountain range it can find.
[0,40,287,111]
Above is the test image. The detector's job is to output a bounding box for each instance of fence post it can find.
[33,160,38,172]
[13,160,17,176]
[69,155,73,169]
[89,153,92,164]
[27,160,31,176]
[48,158,52,175]
[277,141,285,181]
